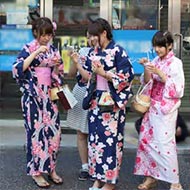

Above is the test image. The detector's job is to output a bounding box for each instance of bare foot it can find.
[101,183,115,190]
[138,177,157,190]
[92,180,102,188]
[176,126,182,137]
[49,170,63,184]
[32,175,50,188]
[170,183,183,190]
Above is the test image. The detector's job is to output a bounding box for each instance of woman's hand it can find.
[70,52,79,65]
[145,63,158,74]
[23,45,48,71]
[145,64,166,82]
[92,61,109,79]
[91,60,102,73]
[139,58,149,66]
[35,45,48,55]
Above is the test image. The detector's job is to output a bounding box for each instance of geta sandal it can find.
[170,183,183,190]
[48,175,63,185]
[138,177,157,190]
[32,175,50,188]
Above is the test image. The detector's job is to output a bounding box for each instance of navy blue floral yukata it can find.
[81,40,134,184]
[12,40,64,175]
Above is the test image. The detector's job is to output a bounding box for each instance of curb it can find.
[0,119,190,154]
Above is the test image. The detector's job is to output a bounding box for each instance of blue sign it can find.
[113,30,157,74]
[0,55,17,71]
[0,28,34,71]
[0,28,33,51]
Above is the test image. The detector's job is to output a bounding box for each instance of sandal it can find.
[138,177,157,190]
[89,187,101,190]
[89,180,103,190]
[170,183,183,190]
[32,175,50,188]
[100,183,115,190]
[48,175,63,185]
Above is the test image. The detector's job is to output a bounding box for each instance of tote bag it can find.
[51,85,78,110]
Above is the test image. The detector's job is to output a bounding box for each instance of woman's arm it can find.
[70,52,89,81]
[23,45,48,71]
[139,58,152,83]
[67,62,77,78]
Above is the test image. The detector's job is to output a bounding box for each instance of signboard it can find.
[59,36,87,73]
[0,28,33,51]
[0,28,34,71]
[113,30,157,74]
[0,55,17,71]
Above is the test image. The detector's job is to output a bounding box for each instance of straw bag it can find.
[131,82,151,114]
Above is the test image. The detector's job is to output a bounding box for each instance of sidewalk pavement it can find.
[0,119,190,190]
[0,119,190,153]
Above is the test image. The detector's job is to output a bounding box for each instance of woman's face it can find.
[38,33,53,46]
[98,30,109,49]
[154,44,172,59]
[88,35,99,48]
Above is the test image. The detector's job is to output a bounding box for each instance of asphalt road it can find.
[0,147,190,190]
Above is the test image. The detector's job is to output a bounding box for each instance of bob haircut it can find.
[87,18,113,40]
[32,17,54,39]
[152,31,174,48]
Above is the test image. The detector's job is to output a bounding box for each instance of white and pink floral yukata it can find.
[134,51,185,184]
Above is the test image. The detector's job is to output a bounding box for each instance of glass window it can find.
[0,0,40,119]
[53,0,100,36]
[52,0,100,73]
[112,0,159,30]
[0,0,40,25]
[181,0,190,52]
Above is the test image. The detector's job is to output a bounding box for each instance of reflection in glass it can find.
[181,0,190,52]
[112,0,159,30]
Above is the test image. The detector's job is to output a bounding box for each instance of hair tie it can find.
[52,21,57,31]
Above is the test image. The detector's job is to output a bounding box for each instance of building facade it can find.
[0,0,189,120]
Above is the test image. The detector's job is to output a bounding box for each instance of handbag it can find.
[98,91,115,112]
[51,85,78,110]
[131,81,151,114]
[50,87,59,101]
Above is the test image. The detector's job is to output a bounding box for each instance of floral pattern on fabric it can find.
[134,51,185,184]
[83,40,134,184]
[12,40,64,175]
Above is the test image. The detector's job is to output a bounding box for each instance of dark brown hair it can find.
[152,31,174,48]
[87,18,113,40]
[32,17,54,39]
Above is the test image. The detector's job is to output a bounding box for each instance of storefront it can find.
[0,0,189,119]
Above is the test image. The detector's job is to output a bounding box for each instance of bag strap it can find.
[135,94,150,107]
[137,80,152,95]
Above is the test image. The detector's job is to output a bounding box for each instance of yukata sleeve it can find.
[76,51,92,84]
[109,46,134,109]
[12,46,31,83]
[51,49,64,87]
[161,58,185,114]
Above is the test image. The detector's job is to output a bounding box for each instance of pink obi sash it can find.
[35,67,51,86]
[96,74,109,91]
[151,80,164,101]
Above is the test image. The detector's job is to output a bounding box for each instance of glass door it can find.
[168,0,190,112]
[0,0,40,119]
[51,0,100,119]
[180,0,190,112]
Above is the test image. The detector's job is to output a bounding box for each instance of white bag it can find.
[56,84,78,110]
